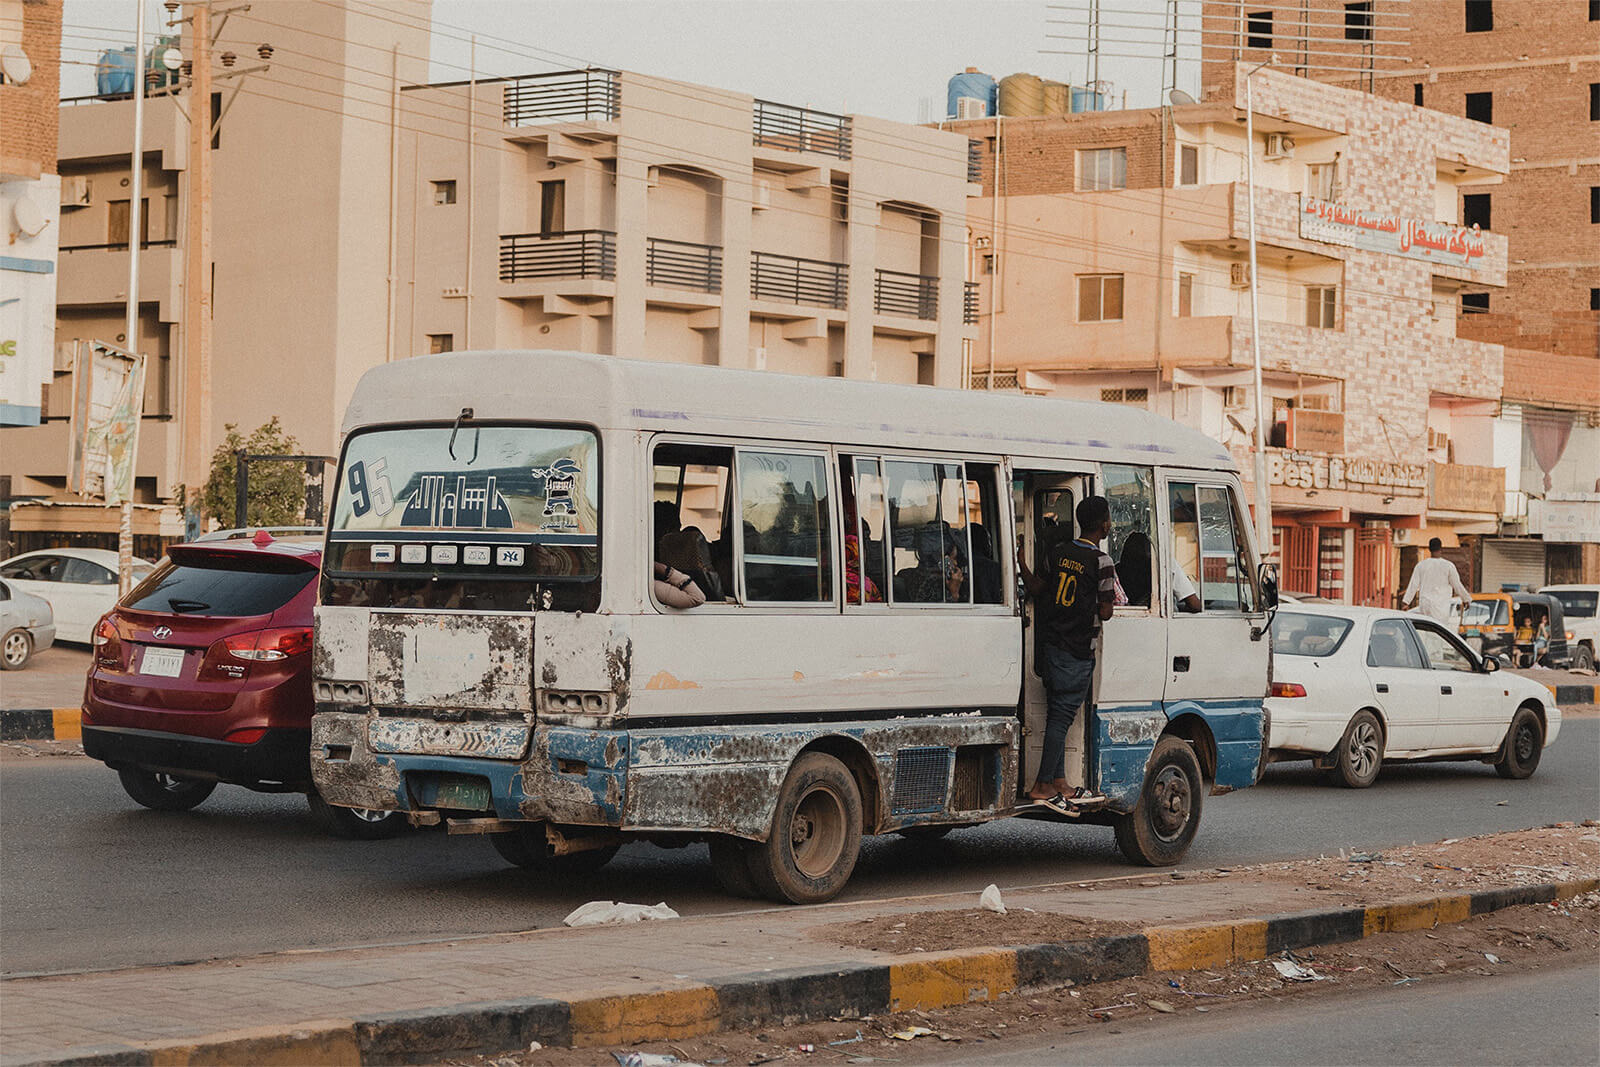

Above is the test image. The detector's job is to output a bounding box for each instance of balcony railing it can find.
[750,251,847,310]
[503,69,620,125]
[752,100,852,160]
[967,139,984,183]
[963,281,979,325]
[499,230,615,282]
[60,239,178,252]
[875,269,938,320]
[647,237,722,293]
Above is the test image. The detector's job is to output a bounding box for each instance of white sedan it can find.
[1266,605,1560,787]
[0,548,154,645]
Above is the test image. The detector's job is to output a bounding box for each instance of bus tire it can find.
[491,823,619,873]
[748,752,863,904]
[1494,707,1543,780]
[1113,736,1203,867]
[707,835,763,898]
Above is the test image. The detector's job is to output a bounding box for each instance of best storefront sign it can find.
[1269,451,1426,495]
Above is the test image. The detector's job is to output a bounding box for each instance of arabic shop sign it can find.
[1268,450,1426,496]
[1299,196,1488,269]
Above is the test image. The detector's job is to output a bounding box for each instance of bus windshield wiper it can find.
[447,407,479,464]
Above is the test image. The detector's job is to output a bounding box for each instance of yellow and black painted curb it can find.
[1546,683,1599,706]
[21,876,1598,1066]
[0,708,81,742]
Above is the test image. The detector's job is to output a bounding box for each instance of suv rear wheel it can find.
[117,768,216,811]
[307,791,408,840]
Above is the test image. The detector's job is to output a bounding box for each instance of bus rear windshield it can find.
[323,424,599,586]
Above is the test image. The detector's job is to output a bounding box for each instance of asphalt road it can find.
[917,955,1600,1066]
[2,716,1596,977]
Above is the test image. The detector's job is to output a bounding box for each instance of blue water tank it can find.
[96,46,136,96]
[947,68,996,119]
[1070,87,1104,113]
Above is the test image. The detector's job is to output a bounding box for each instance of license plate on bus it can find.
[140,647,186,678]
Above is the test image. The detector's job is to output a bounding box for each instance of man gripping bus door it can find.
[1402,537,1471,624]
[1019,495,1115,816]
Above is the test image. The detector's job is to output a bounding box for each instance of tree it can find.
[201,417,306,528]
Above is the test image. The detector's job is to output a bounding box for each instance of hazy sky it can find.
[59,0,1202,120]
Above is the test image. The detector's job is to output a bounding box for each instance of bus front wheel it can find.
[1113,736,1203,867]
[748,752,863,904]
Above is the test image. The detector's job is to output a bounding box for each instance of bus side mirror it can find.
[1259,563,1279,611]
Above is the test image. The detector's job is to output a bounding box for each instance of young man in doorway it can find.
[1020,494,1115,815]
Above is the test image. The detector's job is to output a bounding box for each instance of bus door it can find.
[1095,462,1168,723]
[1014,467,1093,795]
[1159,474,1270,783]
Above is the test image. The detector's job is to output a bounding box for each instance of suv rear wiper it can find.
[167,598,211,613]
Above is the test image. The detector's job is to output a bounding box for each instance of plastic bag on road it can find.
[979,884,1007,915]
[564,900,680,927]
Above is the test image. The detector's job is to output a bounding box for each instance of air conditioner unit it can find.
[1427,428,1451,451]
[1230,262,1251,288]
[752,179,771,212]
[60,176,91,208]
[1264,133,1295,159]
[1222,385,1246,409]
[955,96,989,120]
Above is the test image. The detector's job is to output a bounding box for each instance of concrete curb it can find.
[1547,683,1599,706]
[19,876,1598,1067]
[0,708,80,741]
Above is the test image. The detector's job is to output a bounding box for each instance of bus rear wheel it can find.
[748,753,862,904]
[1113,736,1203,867]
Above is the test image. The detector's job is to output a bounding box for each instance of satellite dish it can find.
[1,43,32,86]
[1169,88,1197,106]
[13,195,47,237]
[158,46,183,71]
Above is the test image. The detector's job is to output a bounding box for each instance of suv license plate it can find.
[140,647,185,678]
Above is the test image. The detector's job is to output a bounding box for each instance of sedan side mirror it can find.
[1482,654,1500,673]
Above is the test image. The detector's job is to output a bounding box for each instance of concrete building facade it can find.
[954,65,1514,605]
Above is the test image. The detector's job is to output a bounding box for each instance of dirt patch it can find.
[815,910,1140,955]
[0,738,85,761]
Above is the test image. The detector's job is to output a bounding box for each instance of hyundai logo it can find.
[152,626,173,640]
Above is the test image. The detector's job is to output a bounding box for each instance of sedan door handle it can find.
[1173,656,1190,672]
[1440,685,1453,695]
[1375,683,1389,693]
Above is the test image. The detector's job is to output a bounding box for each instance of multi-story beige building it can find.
[954,65,1515,604]
[396,67,974,385]
[2,1,974,549]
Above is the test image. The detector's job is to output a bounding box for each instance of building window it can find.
[1179,145,1198,186]
[1591,83,1599,120]
[1461,292,1490,314]
[1592,186,1600,223]
[1464,0,1493,32]
[1591,288,1600,310]
[1246,10,1273,49]
[1414,83,1424,106]
[427,333,454,354]
[1465,91,1493,124]
[106,198,150,247]
[431,180,456,205]
[1078,147,1127,191]
[539,180,566,235]
[1462,193,1491,230]
[1345,2,1373,40]
[1306,162,1339,200]
[1078,274,1124,322]
[1305,286,1337,329]
[1593,0,1599,20]
[1100,387,1149,406]
[1177,272,1194,318]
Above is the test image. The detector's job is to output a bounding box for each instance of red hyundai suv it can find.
[81,531,403,838]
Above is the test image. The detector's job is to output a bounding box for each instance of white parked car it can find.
[0,549,154,645]
[1538,585,1597,671]
[1266,604,1560,787]
[0,577,56,669]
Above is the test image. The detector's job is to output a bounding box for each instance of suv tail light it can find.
[1270,681,1307,698]
[220,627,314,662]
[93,615,123,666]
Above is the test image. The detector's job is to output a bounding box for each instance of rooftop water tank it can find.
[96,46,136,97]
[998,73,1045,117]
[1042,80,1071,116]
[947,67,996,119]
[1071,87,1105,113]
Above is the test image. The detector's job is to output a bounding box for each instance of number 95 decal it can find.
[346,458,396,518]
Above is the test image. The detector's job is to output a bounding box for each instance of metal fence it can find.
[499,230,616,282]
[752,99,852,160]
[874,269,938,320]
[503,69,620,124]
[750,251,848,309]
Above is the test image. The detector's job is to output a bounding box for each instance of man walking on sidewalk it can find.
[1403,537,1472,624]
[1021,494,1115,815]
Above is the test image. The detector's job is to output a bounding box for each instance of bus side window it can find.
[840,456,889,605]
[1103,464,1155,608]
[885,460,969,605]
[652,442,735,604]
[738,451,833,604]
[1167,482,1203,613]
[1170,482,1258,613]
[965,462,1004,605]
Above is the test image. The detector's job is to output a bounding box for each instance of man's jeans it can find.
[1039,644,1095,784]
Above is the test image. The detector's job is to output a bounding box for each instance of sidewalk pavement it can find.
[3,865,1594,1067]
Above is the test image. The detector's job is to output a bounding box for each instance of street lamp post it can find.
[118,0,149,592]
[1243,55,1278,559]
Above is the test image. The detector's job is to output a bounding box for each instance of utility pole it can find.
[120,0,148,591]
[180,1,213,540]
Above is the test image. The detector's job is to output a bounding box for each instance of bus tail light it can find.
[1270,682,1307,698]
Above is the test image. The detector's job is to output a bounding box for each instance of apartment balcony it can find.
[498,230,616,305]
[963,281,979,325]
[502,69,620,126]
[752,99,851,163]
[55,240,180,312]
[646,238,722,294]
[874,269,937,321]
[750,251,847,311]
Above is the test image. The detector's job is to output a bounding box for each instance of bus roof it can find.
[343,350,1235,470]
